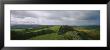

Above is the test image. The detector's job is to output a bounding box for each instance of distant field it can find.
[11,25,100,40]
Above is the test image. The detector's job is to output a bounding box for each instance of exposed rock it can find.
[58,25,74,35]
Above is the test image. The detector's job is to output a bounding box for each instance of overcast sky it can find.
[11,10,100,26]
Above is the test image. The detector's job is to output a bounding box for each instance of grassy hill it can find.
[11,25,100,40]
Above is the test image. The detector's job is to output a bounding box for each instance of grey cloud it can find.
[11,10,38,18]
[11,10,100,25]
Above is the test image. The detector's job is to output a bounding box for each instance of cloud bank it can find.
[11,10,100,26]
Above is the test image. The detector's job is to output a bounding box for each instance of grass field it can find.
[11,25,100,40]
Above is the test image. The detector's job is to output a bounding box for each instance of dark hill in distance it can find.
[11,24,54,29]
[11,24,100,29]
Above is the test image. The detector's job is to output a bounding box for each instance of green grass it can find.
[28,33,64,40]
[11,29,25,31]
[49,26,61,32]
[75,27,100,40]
